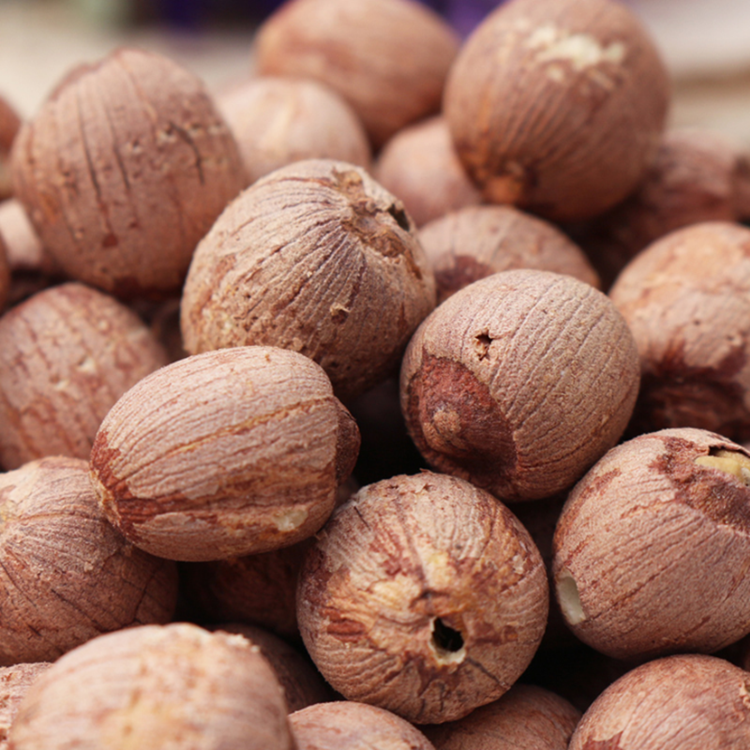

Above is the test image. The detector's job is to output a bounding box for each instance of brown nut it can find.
[290,701,435,750]
[297,472,549,724]
[181,159,436,402]
[400,269,640,501]
[418,204,600,304]
[374,117,481,228]
[444,0,670,221]
[552,427,750,660]
[216,76,371,187]
[0,663,51,750]
[255,0,459,148]
[609,221,750,441]
[0,456,177,665]
[0,282,168,470]
[90,346,360,561]
[8,623,296,750]
[568,654,750,750]
[422,684,581,750]
[11,47,244,299]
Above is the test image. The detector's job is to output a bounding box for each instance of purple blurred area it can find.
[151,0,508,37]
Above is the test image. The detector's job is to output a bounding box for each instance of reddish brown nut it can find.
[90,346,360,562]
[0,456,177,665]
[290,701,435,750]
[255,0,459,148]
[609,221,750,441]
[217,76,371,187]
[374,117,481,228]
[0,95,20,201]
[0,282,168,469]
[0,663,51,750]
[297,472,549,724]
[444,0,669,221]
[422,684,581,750]
[553,427,750,660]
[11,47,244,299]
[418,205,600,304]
[181,159,436,402]
[569,654,750,750]
[213,624,334,712]
[400,269,640,501]
[8,623,295,750]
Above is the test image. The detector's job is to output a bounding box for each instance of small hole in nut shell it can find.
[387,204,411,232]
[430,617,465,662]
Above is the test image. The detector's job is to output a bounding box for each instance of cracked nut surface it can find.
[181,159,436,402]
[400,269,640,501]
[10,47,244,298]
[90,346,360,561]
[552,427,750,660]
[297,471,548,724]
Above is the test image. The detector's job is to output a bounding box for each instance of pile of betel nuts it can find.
[0,0,749,747]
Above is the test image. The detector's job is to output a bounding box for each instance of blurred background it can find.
[0,0,749,143]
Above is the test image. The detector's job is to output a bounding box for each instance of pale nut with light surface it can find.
[552,427,750,660]
[0,663,51,750]
[297,471,548,724]
[90,346,360,562]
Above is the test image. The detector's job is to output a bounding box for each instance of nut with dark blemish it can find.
[10,47,244,299]
[610,221,750,442]
[374,116,481,228]
[400,269,640,502]
[8,623,296,750]
[422,683,581,750]
[255,0,459,148]
[0,456,177,665]
[0,282,168,470]
[181,159,436,402]
[90,346,360,562]
[568,654,750,750]
[443,0,669,222]
[290,701,436,750]
[418,205,600,304]
[296,471,549,724]
[552,427,750,660]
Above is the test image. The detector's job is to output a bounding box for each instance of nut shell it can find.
[297,472,549,724]
[90,346,359,561]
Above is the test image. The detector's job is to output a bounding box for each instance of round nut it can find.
[444,0,670,221]
[8,623,295,750]
[552,427,750,660]
[90,346,360,561]
[0,456,177,665]
[255,0,459,147]
[0,282,168,469]
[11,47,244,298]
[297,472,549,724]
[181,159,436,402]
[400,269,640,501]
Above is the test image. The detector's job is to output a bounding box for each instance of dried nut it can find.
[374,116,481,228]
[552,428,750,660]
[212,623,334,712]
[8,623,295,750]
[216,76,371,187]
[297,472,549,724]
[90,346,360,562]
[609,221,750,441]
[255,0,459,148]
[290,701,436,750]
[418,205,600,304]
[10,47,244,299]
[0,199,55,274]
[0,663,52,750]
[444,0,669,221]
[422,684,581,750]
[0,94,20,201]
[0,456,177,665]
[0,282,168,470]
[181,159,436,402]
[568,654,750,750]
[400,269,640,501]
